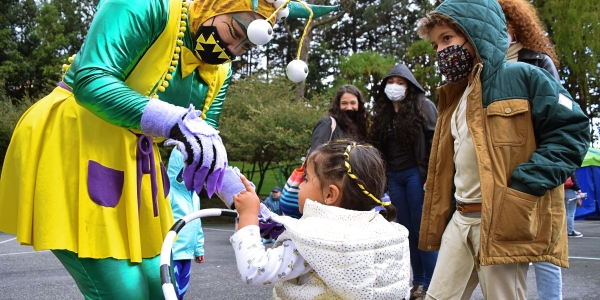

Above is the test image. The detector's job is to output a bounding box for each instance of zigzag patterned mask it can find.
[194,23,235,65]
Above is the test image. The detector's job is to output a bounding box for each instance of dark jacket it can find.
[309,116,343,154]
[518,49,559,80]
[377,63,438,182]
[420,0,590,268]
[566,171,581,191]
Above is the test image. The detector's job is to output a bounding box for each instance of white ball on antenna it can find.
[247,20,273,45]
[266,0,275,3]
[286,60,309,82]
[273,0,287,9]
[277,7,289,20]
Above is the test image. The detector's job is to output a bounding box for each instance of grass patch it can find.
[227,161,284,196]
[196,161,284,224]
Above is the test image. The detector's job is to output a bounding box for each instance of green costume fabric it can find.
[63,0,230,130]
[53,250,166,300]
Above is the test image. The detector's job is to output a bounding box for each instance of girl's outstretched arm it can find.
[232,176,312,285]
[230,226,312,286]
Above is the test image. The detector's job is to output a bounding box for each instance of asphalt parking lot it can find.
[1,220,599,299]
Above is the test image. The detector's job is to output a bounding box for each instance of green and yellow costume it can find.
[0,0,234,263]
[0,0,337,297]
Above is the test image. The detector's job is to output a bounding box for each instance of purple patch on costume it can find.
[87,160,124,207]
[160,162,170,198]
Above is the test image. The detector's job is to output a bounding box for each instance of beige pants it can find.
[426,211,529,300]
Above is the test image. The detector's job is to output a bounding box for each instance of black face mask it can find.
[194,19,236,65]
[344,110,358,120]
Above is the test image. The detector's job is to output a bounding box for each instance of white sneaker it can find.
[568,230,583,237]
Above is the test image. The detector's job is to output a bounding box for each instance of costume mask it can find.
[344,110,358,120]
[384,84,407,101]
[194,19,236,65]
[437,42,474,83]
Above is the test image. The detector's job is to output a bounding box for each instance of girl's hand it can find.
[233,175,260,229]
[195,256,205,263]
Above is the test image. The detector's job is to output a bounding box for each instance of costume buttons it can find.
[504,108,512,114]
[427,245,432,249]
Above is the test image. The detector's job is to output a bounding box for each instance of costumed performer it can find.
[0,0,337,299]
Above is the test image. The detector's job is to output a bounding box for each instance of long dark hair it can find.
[328,85,368,141]
[371,81,426,149]
[308,140,397,222]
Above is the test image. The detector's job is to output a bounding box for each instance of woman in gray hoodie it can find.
[370,63,438,299]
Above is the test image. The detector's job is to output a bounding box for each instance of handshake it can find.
[141,99,253,208]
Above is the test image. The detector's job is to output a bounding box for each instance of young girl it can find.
[231,140,411,299]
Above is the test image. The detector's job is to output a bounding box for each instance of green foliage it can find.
[533,0,599,143]
[533,0,600,111]
[220,75,325,192]
[0,0,97,102]
[0,88,30,168]
[406,40,440,104]
[336,51,397,101]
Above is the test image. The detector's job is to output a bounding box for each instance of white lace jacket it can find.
[231,200,411,299]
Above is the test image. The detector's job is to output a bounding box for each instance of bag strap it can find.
[328,116,337,141]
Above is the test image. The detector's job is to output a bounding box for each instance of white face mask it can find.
[384,84,406,102]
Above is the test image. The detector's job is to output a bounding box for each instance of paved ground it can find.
[1,220,599,299]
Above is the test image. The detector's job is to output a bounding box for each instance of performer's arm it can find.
[64,0,167,130]
[204,68,232,130]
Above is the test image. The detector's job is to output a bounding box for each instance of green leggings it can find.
[52,250,165,300]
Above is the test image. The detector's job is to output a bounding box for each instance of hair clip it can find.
[343,143,390,206]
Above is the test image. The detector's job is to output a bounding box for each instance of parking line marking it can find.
[0,250,50,256]
[0,237,16,244]
[569,256,600,261]
[203,228,234,232]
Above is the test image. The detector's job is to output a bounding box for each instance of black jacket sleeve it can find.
[538,54,559,81]
[309,116,334,155]
[422,98,438,153]
[569,171,581,191]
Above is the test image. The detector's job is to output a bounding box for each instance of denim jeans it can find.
[564,188,577,234]
[388,167,438,290]
[533,262,563,300]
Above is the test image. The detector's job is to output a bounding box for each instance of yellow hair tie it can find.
[343,143,390,207]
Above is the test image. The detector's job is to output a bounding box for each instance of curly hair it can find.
[328,85,369,142]
[417,13,464,40]
[497,0,559,66]
[308,140,397,222]
[370,82,426,151]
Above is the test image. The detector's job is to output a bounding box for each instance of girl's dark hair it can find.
[370,81,426,150]
[328,85,368,142]
[307,140,397,221]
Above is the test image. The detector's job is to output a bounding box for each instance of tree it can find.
[219,75,325,192]
[0,0,97,103]
[534,0,600,143]
[336,51,397,101]
[406,40,440,104]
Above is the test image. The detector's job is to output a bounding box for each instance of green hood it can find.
[433,0,508,83]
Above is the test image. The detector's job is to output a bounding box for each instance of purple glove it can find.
[215,166,255,209]
[141,99,227,196]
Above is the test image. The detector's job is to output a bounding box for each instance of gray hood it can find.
[378,63,425,96]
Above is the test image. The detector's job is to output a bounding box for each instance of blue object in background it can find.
[575,166,600,220]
